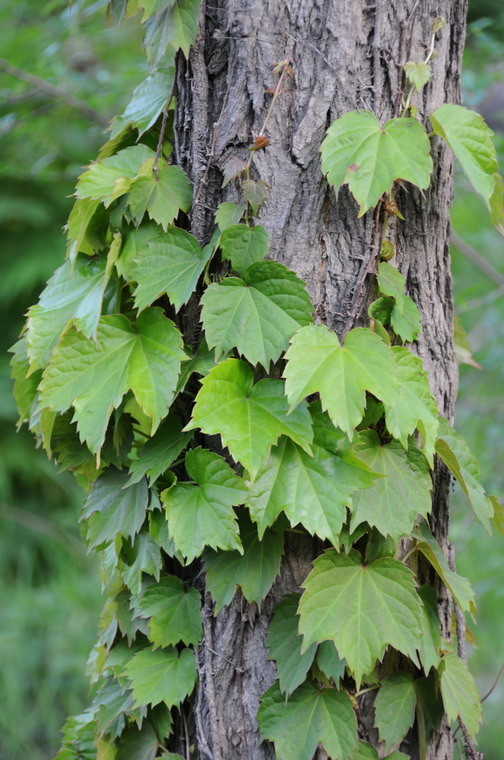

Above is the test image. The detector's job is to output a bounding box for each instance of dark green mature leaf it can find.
[350,431,432,542]
[435,417,493,533]
[203,513,284,612]
[127,412,192,486]
[139,576,202,647]
[284,325,399,439]
[266,594,317,696]
[111,69,174,137]
[116,722,159,760]
[352,741,379,759]
[439,654,482,738]
[219,224,268,275]
[201,261,313,369]
[93,678,138,740]
[417,585,441,674]
[298,550,423,686]
[122,532,163,594]
[124,646,197,708]
[185,358,313,478]
[116,223,160,279]
[127,163,192,231]
[10,338,39,425]
[161,447,247,562]
[258,682,357,760]
[374,672,416,751]
[321,110,432,215]
[315,642,346,685]
[131,227,211,312]
[81,470,149,548]
[76,145,155,206]
[40,308,186,453]
[430,104,498,205]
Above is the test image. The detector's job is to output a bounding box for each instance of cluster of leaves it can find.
[9,5,504,760]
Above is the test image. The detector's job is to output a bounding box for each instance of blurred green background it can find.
[0,1,502,758]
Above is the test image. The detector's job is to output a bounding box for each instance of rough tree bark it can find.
[173,1,467,758]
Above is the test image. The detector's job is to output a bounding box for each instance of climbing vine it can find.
[10,4,504,760]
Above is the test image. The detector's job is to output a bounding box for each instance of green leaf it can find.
[124,646,197,709]
[374,672,416,751]
[298,550,423,686]
[175,338,220,394]
[215,202,244,230]
[40,309,186,453]
[376,261,421,342]
[10,338,39,425]
[258,682,357,760]
[76,145,155,205]
[438,653,482,738]
[242,178,269,214]
[161,447,246,562]
[127,163,192,231]
[316,642,346,686]
[404,61,431,91]
[139,576,202,647]
[284,324,399,439]
[111,69,174,137]
[127,412,192,486]
[350,431,432,542]
[384,347,438,465]
[130,226,210,312]
[203,512,284,612]
[185,358,313,478]
[489,172,504,228]
[167,0,201,56]
[81,471,149,548]
[321,111,432,215]
[247,435,375,543]
[266,594,317,696]
[352,741,379,760]
[122,532,163,594]
[201,261,313,369]
[116,723,159,760]
[417,584,441,673]
[93,678,138,740]
[137,0,175,21]
[430,104,498,205]
[66,198,100,259]
[219,224,268,276]
[116,224,160,279]
[435,417,493,533]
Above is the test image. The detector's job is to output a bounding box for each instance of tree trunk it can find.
[174,1,467,757]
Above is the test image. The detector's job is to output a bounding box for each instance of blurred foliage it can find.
[0,0,503,758]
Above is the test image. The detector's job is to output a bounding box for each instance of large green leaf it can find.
[298,550,423,686]
[350,431,432,542]
[161,447,247,562]
[247,435,376,543]
[384,347,438,466]
[435,417,493,533]
[430,104,498,205]
[124,646,197,709]
[321,110,432,215]
[93,678,138,740]
[116,723,158,760]
[284,325,398,439]
[127,163,192,230]
[111,69,174,137]
[258,682,357,760]
[185,358,313,478]
[130,227,211,312]
[76,145,155,206]
[139,576,202,648]
[438,654,482,738]
[40,308,186,453]
[219,224,268,276]
[127,412,193,486]
[203,513,284,612]
[374,672,416,751]
[81,470,149,548]
[266,594,317,696]
[201,261,313,369]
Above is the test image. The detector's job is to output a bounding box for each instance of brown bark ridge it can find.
[174,1,467,758]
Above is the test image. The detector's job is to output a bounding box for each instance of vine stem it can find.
[153,75,177,180]
[401,24,439,116]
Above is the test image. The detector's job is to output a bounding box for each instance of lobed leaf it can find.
[127,163,192,231]
[111,69,175,137]
[266,594,317,696]
[76,145,155,206]
[81,470,149,548]
[139,576,202,647]
[438,653,482,738]
[124,646,197,709]
[219,224,268,275]
[374,672,416,751]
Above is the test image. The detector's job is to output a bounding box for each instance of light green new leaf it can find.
[201,261,313,369]
[298,550,423,687]
[374,672,416,751]
[242,178,269,214]
[316,642,346,685]
[258,682,357,760]
[404,62,431,91]
[76,145,155,206]
[284,324,399,438]
[122,532,162,595]
[117,723,158,760]
[203,513,284,612]
[185,358,313,478]
[139,576,202,648]
[430,104,498,205]
[131,227,211,312]
[376,262,421,342]
[350,431,432,542]
[127,412,193,486]
[439,653,482,738]
[40,309,186,453]
[127,163,192,231]
[377,261,405,303]
[161,447,246,562]
[10,338,39,425]
[81,471,149,548]
[66,198,100,259]
[384,346,438,465]
[321,110,432,215]
[266,594,317,696]
[124,646,197,709]
[247,436,376,543]
[417,584,441,673]
[435,417,493,533]
[111,69,174,137]
[215,202,245,230]
[219,224,268,275]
